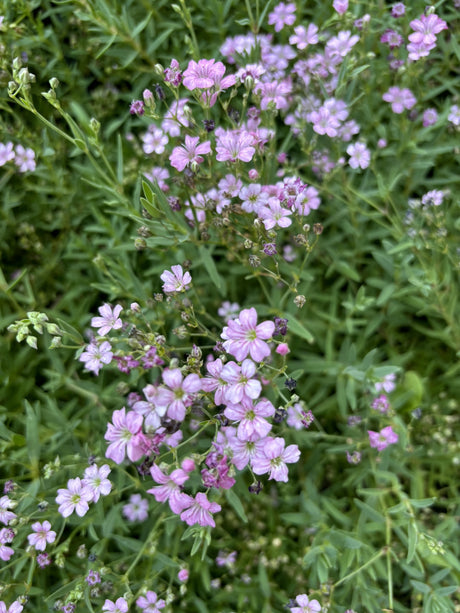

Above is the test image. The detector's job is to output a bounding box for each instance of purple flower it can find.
[142,126,169,155]
[221,307,275,362]
[162,98,190,137]
[14,145,36,172]
[221,359,262,404]
[82,464,112,502]
[27,520,56,551]
[0,602,23,613]
[78,340,113,375]
[408,14,447,46]
[164,58,182,86]
[268,2,296,32]
[104,407,144,464]
[368,426,399,451]
[147,464,190,514]
[144,166,170,192]
[159,368,202,422]
[136,591,166,612]
[371,395,390,414]
[422,108,438,127]
[252,436,300,482]
[310,107,341,137]
[421,189,444,207]
[0,528,15,562]
[448,104,460,126]
[375,373,396,393]
[0,496,16,525]
[289,594,321,613]
[129,100,144,116]
[102,598,128,613]
[201,358,228,404]
[391,3,405,18]
[122,494,149,522]
[169,135,211,171]
[91,304,123,336]
[0,142,15,167]
[37,552,51,568]
[179,492,221,527]
[382,87,416,114]
[333,0,348,15]
[254,79,292,111]
[239,183,269,213]
[55,478,93,518]
[224,397,274,441]
[215,129,256,163]
[160,264,192,293]
[380,29,403,49]
[182,58,227,90]
[258,198,293,230]
[218,301,241,322]
[347,142,371,169]
[86,570,101,585]
[326,31,359,58]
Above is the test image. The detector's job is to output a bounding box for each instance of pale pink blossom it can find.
[158,368,202,422]
[333,0,348,15]
[179,492,221,527]
[82,464,112,502]
[55,478,93,517]
[147,464,190,514]
[221,307,275,362]
[160,264,192,293]
[27,520,56,551]
[169,135,211,171]
[215,129,255,163]
[289,24,319,49]
[258,197,293,230]
[289,593,321,613]
[102,598,128,613]
[252,436,300,481]
[91,304,123,336]
[368,426,399,451]
[268,2,296,32]
[136,591,166,612]
[182,59,226,90]
[382,87,416,114]
[0,497,16,525]
[224,397,275,441]
[104,407,144,464]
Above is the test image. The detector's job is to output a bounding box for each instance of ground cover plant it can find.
[1,0,459,611]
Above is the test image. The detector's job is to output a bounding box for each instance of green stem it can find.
[333,548,386,587]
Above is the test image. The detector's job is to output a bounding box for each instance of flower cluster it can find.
[55,464,112,518]
[0,142,36,172]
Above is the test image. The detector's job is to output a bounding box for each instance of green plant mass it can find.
[0,1,459,612]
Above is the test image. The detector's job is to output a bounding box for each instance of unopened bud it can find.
[294,294,306,308]
[49,77,59,89]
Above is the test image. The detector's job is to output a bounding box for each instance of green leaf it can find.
[225,488,248,524]
[286,316,314,344]
[411,580,431,594]
[132,11,153,37]
[407,522,417,563]
[354,498,385,523]
[198,245,226,296]
[25,400,40,473]
[258,560,271,597]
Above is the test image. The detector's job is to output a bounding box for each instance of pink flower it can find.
[27,520,56,551]
[215,129,256,163]
[422,108,438,127]
[122,494,149,522]
[147,464,190,514]
[382,87,416,114]
[0,528,15,562]
[347,142,371,169]
[102,598,128,613]
[221,359,262,404]
[160,264,192,293]
[164,58,182,86]
[82,464,112,502]
[178,569,189,582]
[136,591,166,612]
[276,343,290,355]
[258,197,293,230]
[368,426,399,451]
[55,478,93,517]
[91,304,123,336]
[162,98,189,137]
[224,397,275,441]
[289,594,321,613]
[0,142,15,167]
[221,307,275,362]
[0,496,16,525]
[408,14,447,46]
[104,407,144,464]
[201,358,229,405]
[268,2,296,32]
[169,135,211,171]
[326,31,359,58]
[79,340,113,375]
[179,492,221,527]
[182,59,226,90]
[0,601,23,613]
[142,126,169,155]
[239,183,269,213]
[333,0,348,15]
[289,24,319,49]
[255,79,292,111]
[252,436,300,481]
[14,145,36,172]
[159,368,202,422]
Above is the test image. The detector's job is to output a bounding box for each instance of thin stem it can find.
[333,548,386,587]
